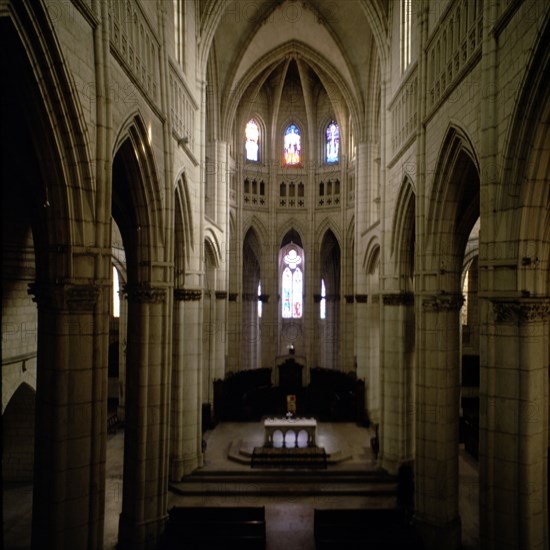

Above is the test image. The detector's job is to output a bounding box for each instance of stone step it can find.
[171,482,398,497]
[171,473,399,497]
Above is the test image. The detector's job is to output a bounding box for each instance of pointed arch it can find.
[426,124,480,281]
[277,219,307,249]
[497,16,550,292]
[174,170,194,284]
[112,112,163,280]
[391,177,416,285]
[204,231,222,269]
[244,116,266,162]
[242,215,269,249]
[221,41,362,144]
[364,237,381,275]
[1,5,95,277]
[316,217,342,247]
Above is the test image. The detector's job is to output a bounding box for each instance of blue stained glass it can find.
[284,124,301,165]
[246,120,259,161]
[320,279,326,320]
[326,121,339,163]
[282,267,292,318]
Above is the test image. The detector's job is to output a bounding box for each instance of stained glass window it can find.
[326,121,339,163]
[112,266,120,318]
[245,119,260,161]
[284,124,301,165]
[257,282,262,318]
[282,248,303,318]
[320,279,326,319]
[400,0,412,72]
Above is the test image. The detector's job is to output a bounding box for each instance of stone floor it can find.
[3,421,479,549]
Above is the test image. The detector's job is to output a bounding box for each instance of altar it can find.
[263,416,317,448]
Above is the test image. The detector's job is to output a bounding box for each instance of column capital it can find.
[422,293,464,311]
[344,294,355,304]
[228,293,238,302]
[124,283,167,304]
[28,282,101,311]
[491,298,550,323]
[174,288,202,301]
[382,292,414,306]
[355,294,368,303]
[215,291,228,300]
[259,294,270,303]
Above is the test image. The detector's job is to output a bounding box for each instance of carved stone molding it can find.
[492,299,550,323]
[259,294,270,303]
[382,292,414,306]
[355,294,368,303]
[125,283,167,304]
[344,294,354,304]
[228,293,238,302]
[215,291,228,300]
[422,293,464,311]
[174,288,202,302]
[28,282,100,311]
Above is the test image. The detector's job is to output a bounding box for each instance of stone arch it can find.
[242,216,270,249]
[242,227,263,370]
[277,220,306,251]
[221,41,363,143]
[319,229,341,370]
[496,14,550,240]
[2,383,36,482]
[112,113,163,284]
[174,171,194,286]
[426,125,480,290]
[0,7,95,279]
[242,113,268,162]
[391,177,416,287]
[364,238,381,276]
[204,232,222,270]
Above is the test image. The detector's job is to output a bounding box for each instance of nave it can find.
[3,421,479,550]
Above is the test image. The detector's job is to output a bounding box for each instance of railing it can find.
[109,0,160,107]
[317,178,341,208]
[279,181,305,209]
[389,65,418,156]
[169,64,196,149]
[243,177,267,208]
[426,0,483,113]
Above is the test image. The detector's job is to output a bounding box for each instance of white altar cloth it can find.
[263,417,317,447]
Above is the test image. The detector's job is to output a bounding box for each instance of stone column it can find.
[415,293,463,550]
[29,282,106,550]
[226,293,240,373]
[480,299,549,550]
[260,293,274,370]
[366,293,381,422]
[118,283,169,550]
[170,288,202,481]
[118,291,128,422]
[213,291,227,383]
[379,292,415,473]
[355,294,369,413]
[354,143,369,381]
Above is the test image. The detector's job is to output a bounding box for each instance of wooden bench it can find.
[314,508,423,550]
[162,506,266,549]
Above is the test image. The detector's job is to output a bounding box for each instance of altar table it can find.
[263,417,317,447]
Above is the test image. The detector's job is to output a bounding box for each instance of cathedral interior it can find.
[1,0,549,549]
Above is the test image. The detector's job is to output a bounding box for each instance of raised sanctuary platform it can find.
[251,446,327,469]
